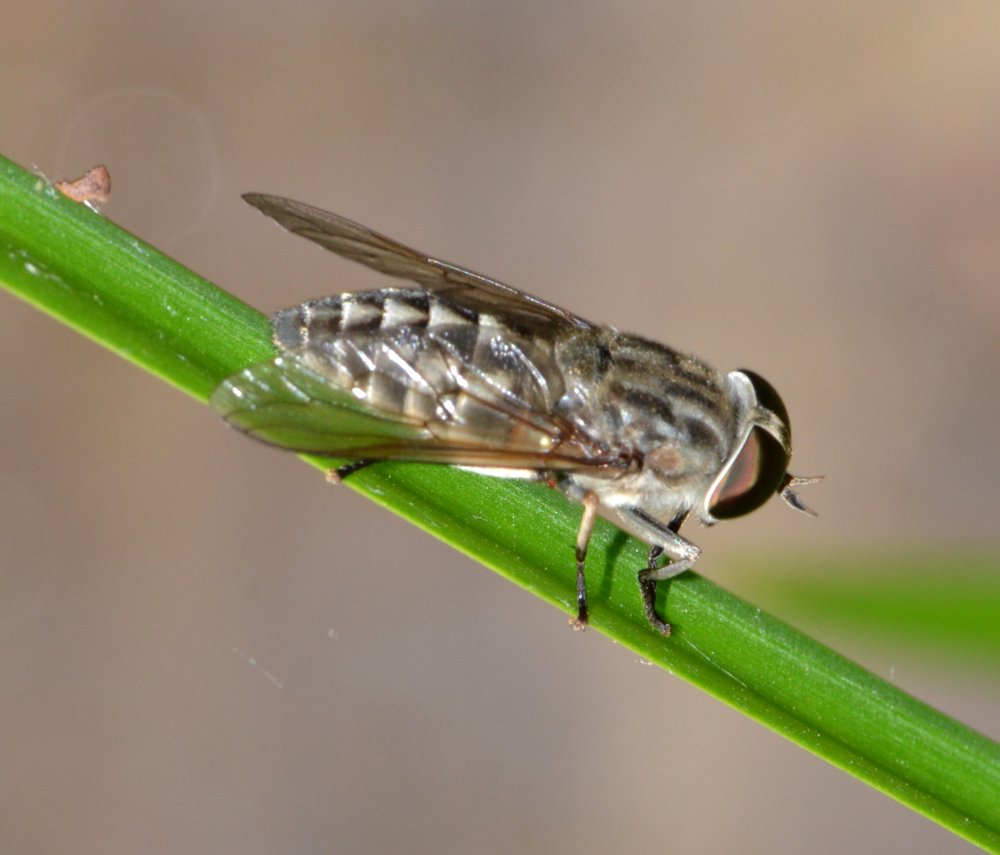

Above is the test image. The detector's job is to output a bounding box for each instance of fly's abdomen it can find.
[271,290,567,442]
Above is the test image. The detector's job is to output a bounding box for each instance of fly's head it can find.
[698,370,820,526]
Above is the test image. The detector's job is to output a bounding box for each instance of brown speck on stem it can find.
[55,165,111,209]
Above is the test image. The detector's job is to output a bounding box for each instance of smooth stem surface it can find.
[1,154,998,851]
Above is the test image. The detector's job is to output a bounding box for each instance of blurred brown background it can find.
[2,3,999,853]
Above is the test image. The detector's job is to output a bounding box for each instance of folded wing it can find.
[242,193,592,336]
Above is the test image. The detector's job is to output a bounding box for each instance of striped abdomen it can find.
[271,289,569,445]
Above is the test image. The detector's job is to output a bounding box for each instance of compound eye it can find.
[707,426,789,519]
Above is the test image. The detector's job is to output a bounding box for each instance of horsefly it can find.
[211,194,820,635]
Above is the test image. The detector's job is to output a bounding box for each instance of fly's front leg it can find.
[617,508,700,636]
[570,492,600,630]
[637,535,700,636]
[639,546,668,635]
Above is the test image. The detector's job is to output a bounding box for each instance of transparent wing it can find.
[211,352,619,472]
[210,355,432,456]
[242,193,592,334]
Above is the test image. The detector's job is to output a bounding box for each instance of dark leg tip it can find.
[328,459,374,484]
[650,617,672,637]
[640,578,672,636]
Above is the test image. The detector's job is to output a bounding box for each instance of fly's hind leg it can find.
[325,459,376,484]
[570,492,600,630]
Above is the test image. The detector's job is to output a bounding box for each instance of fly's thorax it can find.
[555,327,740,473]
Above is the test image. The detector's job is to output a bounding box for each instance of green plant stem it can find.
[2,154,998,851]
